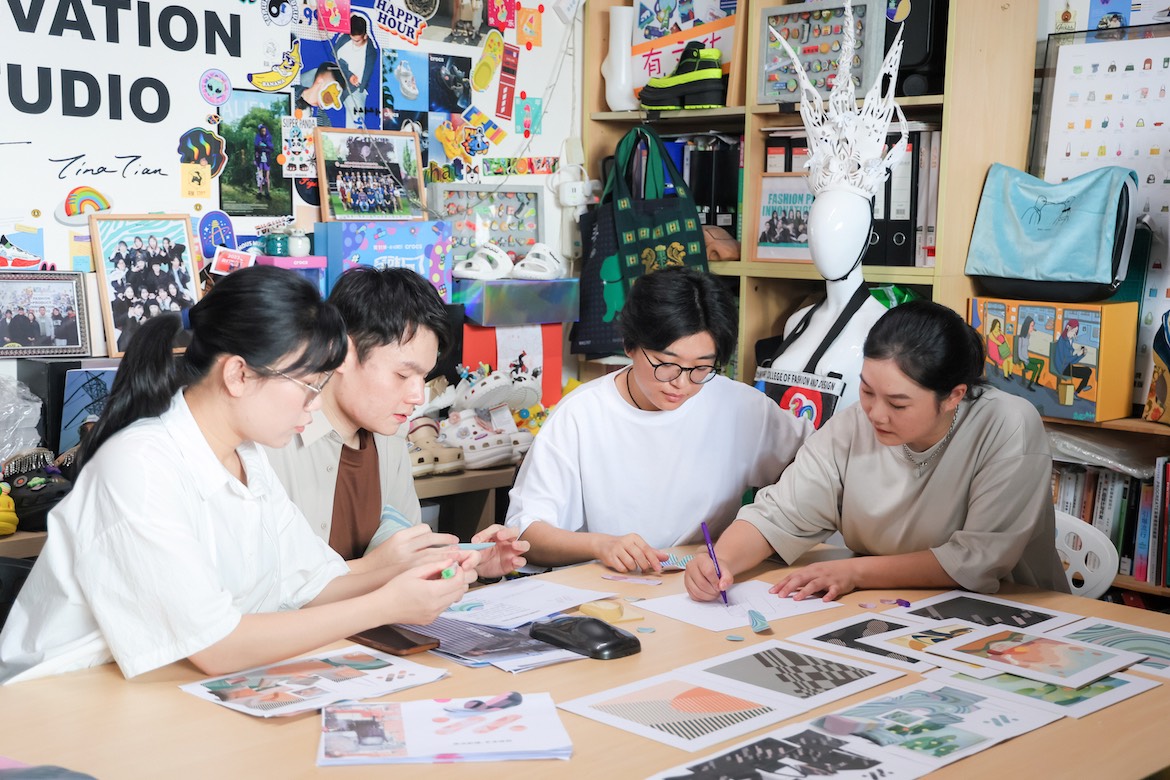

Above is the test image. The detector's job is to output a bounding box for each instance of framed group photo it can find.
[756,173,813,260]
[0,272,89,357]
[88,214,202,358]
[315,128,426,222]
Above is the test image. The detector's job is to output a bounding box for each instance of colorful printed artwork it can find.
[925,627,1146,688]
[561,675,785,751]
[811,682,1060,769]
[1050,618,1170,678]
[927,667,1161,720]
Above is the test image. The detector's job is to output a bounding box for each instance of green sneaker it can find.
[639,42,725,110]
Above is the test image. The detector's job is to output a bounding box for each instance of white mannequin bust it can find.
[772,188,887,411]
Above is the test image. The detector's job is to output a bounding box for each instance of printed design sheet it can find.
[924,668,1160,720]
[786,613,935,672]
[678,640,904,712]
[854,620,1000,679]
[632,580,841,632]
[560,675,789,752]
[181,645,446,717]
[881,591,1081,633]
[318,692,572,764]
[1048,617,1170,679]
[649,723,930,780]
[442,578,616,629]
[810,681,1061,770]
[923,626,1147,688]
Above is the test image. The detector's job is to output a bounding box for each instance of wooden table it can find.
[4,547,1170,778]
[0,530,45,559]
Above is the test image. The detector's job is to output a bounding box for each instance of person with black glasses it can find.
[505,267,812,573]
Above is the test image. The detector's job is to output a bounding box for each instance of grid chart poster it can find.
[1038,34,1170,404]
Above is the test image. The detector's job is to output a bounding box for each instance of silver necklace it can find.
[902,406,961,478]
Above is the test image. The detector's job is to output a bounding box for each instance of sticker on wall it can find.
[248,40,303,92]
[461,106,506,145]
[210,246,257,275]
[294,177,322,207]
[488,0,516,31]
[430,53,473,113]
[0,228,46,269]
[426,158,481,185]
[494,43,520,120]
[281,116,318,178]
[517,6,542,49]
[433,117,471,164]
[199,69,233,106]
[483,157,558,176]
[53,186,111,227]
[69,231,93,272]
[198,210,237,259]
[261,0,296,26]
[180,163,213,199]
[385,49,430,113]
[176,128,228,179]
[515,95,542,135]
[373,0,428,46]
[472,29,506,92]
[319,0,352,32]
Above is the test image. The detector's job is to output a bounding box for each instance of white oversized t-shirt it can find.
[0,391,348,684]
[505,373,812,548]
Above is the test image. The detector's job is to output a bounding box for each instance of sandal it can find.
[511,243,567,280]
[408,417,465,475]
[453,242,513,280]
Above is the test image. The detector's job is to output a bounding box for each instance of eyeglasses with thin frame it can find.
[641,349,720,384]
[260,366,334,406]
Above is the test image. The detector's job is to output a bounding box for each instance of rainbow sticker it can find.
[54,185,111,226]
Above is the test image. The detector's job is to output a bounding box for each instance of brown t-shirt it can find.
[329,429,381,560]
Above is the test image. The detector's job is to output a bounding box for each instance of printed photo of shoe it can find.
[638,41,726,110]
[0,236,44,268]
[396,60,419,100]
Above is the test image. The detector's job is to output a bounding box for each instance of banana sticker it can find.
[248,40,302,92]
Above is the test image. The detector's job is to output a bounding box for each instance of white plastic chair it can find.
[1054,510,1119,600]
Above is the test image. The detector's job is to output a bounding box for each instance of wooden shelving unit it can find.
[582,0,1170,599]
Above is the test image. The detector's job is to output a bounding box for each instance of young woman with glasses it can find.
[685,300,1068,603]
[0,266,479,685]
[505,267,813,573]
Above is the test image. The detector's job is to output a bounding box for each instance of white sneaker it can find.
[0,236,43,268]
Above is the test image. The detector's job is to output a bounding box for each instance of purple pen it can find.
[701,521,728,605]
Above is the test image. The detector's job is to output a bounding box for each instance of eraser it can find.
[579,599,624,622]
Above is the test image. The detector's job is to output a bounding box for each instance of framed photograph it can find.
[315,128,426,222]
[757,0,885,105]
[756,173,813,260]
[217,89,292,218]
[0,272,89,357]
[425,182,545,267]
[89,214,202,359]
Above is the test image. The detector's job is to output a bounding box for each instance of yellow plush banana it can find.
[248,40,303,92]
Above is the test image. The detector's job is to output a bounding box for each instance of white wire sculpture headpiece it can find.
[770,4,909,198]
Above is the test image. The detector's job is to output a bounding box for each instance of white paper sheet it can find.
[631,580,842,632]
[441,578,617,629]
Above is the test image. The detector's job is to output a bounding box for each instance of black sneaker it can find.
[639,43,725,110]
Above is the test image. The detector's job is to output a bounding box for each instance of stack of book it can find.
[1052,457,1170,585]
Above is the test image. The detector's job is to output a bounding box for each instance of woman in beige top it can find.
[686,300,1067,602]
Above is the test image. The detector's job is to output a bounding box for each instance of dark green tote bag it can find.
[571,126,708,355]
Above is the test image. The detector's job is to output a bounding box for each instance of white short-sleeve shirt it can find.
[0,391,348,684]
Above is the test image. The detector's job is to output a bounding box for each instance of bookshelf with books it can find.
[582,1,1170,598]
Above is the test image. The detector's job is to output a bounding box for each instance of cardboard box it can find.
[453,278,579,326]
[314,221,452,300]
[969,296,1138,423]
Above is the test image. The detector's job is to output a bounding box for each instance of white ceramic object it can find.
[600,6,638,112]
[287,228,311,257]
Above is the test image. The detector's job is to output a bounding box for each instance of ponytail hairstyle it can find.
[80,265,347,467]
[863,300,986,402]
